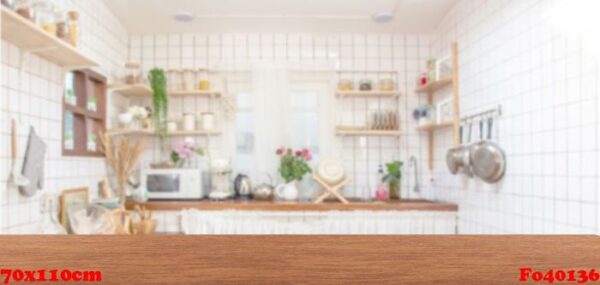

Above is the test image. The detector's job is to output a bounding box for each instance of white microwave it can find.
[142,168,203,200]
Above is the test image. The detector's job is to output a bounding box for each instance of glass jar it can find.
[14,0,35,21]
[337,79,353,91]
[197,69,209,90]
[36,2,56,35]
[183,113,196,131]
[359,79,372,91]
[201,112,215,130]
[124,62,141,84]
[167,69,181,91]
[378,78,395,91]
[182,68,195,91]
[67,11,79,47]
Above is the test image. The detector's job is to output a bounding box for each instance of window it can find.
[289,90,320,162]
[235,92,256,177]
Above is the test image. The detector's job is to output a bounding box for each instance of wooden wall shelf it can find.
[335,129,402,136]
[417,121,454,131]
[335,90,401,98]
[108,129,221,137]
[169,90,221,97]
[109,84,153,97]
[1,6,97,69]
[415,78,453,94]
[419,43,461,170]
[126,199,458,212]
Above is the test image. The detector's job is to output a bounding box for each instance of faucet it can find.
[408,156,420,193]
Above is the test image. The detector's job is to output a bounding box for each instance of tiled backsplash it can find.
[126,32,432,199]
[2,0,599,235]
[429,0,600,234]
[0,0,128,233]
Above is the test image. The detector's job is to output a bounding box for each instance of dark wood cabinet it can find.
[62,69,106,157]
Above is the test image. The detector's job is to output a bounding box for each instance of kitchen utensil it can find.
[460,122,474,177]
[234,174,252,198]
[9,119,30,188]
[252,173,275,201]
[275,182,298,201]
[468,120,485,164]
[19,126,45,197]
[446,125,463,174]
[471,118,506,183]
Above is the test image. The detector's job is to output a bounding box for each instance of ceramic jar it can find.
[183,113,196,131]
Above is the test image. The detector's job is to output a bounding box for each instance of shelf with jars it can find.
[0,3,96,69]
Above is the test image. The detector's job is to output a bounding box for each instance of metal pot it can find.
[471,118,506,183]
[234,174,252,198]
[252,173,275,201]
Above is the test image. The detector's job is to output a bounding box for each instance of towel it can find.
[19,127,46,197]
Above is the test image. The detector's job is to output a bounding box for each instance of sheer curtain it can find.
[251,62,292,180]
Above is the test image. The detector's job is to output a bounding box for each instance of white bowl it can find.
[118,113,133,125]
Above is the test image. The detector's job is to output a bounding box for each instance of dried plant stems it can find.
[99,132,145,205]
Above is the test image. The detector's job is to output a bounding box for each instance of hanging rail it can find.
[460,105,502,122]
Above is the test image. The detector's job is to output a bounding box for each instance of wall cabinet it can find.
[62,69,106,157]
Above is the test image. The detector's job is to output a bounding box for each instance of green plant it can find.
[148,68,168,140]
[383,160,403,200]
[276,147,312,183]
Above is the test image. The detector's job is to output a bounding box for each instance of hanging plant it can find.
[148,68,168,145]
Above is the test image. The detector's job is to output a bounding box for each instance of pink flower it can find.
[276,148,284,155]
[305,153,312,161]
[295,151,302,157]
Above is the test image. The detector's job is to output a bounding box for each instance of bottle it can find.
[375,164,389,201]
[36,194,67,235]
[67,10,79,47]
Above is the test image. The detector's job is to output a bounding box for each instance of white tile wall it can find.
[127,32,432,200]
[429,0,600,234]
[0,0,128,233]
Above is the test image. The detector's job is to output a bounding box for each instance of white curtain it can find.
[180,209,457,234]
[251,62,291,179]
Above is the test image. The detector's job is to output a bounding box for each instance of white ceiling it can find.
[102,0,457,33]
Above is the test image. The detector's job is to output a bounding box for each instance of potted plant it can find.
[383,160,403,200]
[171,138,204,168]
[148,68,168,155]
[275,147,312,201]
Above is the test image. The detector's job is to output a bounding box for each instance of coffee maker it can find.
[208,159,234,200]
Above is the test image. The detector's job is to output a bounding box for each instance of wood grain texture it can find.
[1,236,599,284]
[126,199,458,212]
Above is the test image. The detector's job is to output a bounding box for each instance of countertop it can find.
[126,198,458,212]
[1,235,599,284]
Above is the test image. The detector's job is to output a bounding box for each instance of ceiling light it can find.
[173,12,195,23]
[371,12,394,23]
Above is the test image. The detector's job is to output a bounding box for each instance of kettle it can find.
[234,174,252,198]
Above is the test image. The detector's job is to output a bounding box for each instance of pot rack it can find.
[460,105,502,123]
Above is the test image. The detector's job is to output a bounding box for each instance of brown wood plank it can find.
[0,236,599,284]
[126,199,458,212]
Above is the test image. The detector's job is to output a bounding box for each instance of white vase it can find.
[275,181,299,201]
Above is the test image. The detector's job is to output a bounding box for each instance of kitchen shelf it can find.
[335,90,401,98]
[108,84,153,97]
[108,129,221,136]
[169,90,221,97]
[415,78,452,94]
[125,199,458,212]
[335,129,402,136]
[417,43,460,170]
[417,121,455,131]
[1,6,97,69]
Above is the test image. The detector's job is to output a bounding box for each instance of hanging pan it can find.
[471,117,506,183]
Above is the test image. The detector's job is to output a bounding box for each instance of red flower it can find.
[295,151,302,157]
[276,148,284,155]
[305,153,312,161]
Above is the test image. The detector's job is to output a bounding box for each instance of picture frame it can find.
[60,187,89,234]
[435,54,452,80]
[436,97,454,123]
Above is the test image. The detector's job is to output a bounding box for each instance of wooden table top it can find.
[126,198,458,211]
[1,235,599,284]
